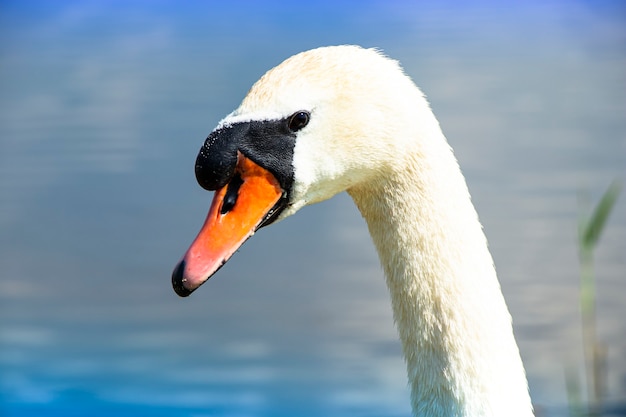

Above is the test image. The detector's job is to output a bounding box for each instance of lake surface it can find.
[1,1,625,416]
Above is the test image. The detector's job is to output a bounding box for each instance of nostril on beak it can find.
[220,173,244,214]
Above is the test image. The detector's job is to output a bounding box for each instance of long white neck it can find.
[348,126,533,416]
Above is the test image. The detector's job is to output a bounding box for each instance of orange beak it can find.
[172,154,284,296]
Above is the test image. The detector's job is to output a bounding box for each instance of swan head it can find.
[172,45,433,296]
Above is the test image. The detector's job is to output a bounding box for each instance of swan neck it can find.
[348,151,533,416]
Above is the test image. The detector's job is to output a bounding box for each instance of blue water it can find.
[2,1,625,416]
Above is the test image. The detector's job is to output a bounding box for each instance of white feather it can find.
[222,45,533,417]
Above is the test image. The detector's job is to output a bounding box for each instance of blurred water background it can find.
[1,1,625,416]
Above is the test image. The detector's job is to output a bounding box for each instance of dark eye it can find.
[288,111,310,132]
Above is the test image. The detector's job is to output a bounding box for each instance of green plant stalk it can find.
[576,180,620,414]
[579,245,598,414]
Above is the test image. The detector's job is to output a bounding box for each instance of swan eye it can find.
[288,111,310,132]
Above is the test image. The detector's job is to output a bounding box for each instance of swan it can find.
[172,45,533,416]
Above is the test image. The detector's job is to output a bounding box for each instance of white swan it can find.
[172,45,533,416]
